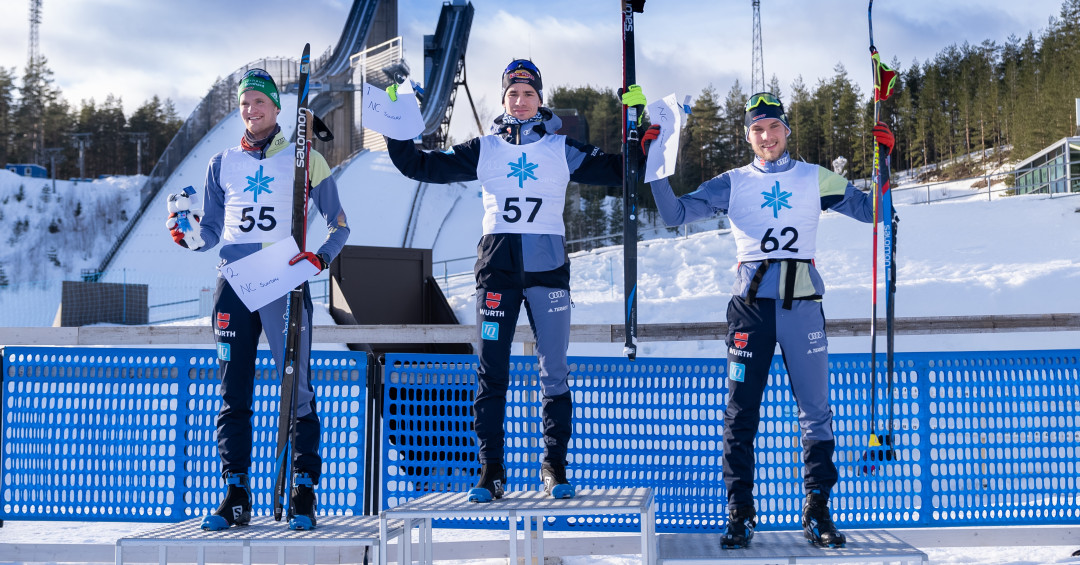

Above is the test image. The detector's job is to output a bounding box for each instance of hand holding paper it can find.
[643,93,683,183]
[361,80,425,140]
[221,238,320,312]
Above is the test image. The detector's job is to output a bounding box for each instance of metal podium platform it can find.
[380,487,656,565]
[658,530,928,564]
[116,515,401,565]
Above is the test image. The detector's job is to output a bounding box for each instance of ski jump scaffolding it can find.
[1,345,1077,563]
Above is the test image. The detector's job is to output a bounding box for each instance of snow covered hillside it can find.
[1,94,1078,361]
[0,171,144,284]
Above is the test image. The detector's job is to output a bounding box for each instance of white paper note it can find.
[644,93,683,183]
[361,81,425,140]
[220,238,319,312]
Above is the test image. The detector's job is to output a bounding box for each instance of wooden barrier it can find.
[0,313,1076,346]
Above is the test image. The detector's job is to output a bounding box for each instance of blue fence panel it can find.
[919,351,1080,526]
[1,347,367,522]
[3,347,1077,530]
[381,350,1080,533]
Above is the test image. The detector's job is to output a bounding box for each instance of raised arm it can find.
[385,137,482,184]
[648,174,732,227]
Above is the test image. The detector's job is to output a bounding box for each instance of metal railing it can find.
[1,313,1075,346]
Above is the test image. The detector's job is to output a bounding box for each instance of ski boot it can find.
[540,461,575,499]
[287,472,318,530]
[720,505,756,549]
[466,462,505,503]
[803,490,846,547]
[201,471,252,531]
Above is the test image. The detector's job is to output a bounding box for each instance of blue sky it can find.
[0,0,1069,140]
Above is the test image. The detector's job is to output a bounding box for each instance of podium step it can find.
[658,530,927,564]
[385,487,653,518]
[116,515,395,565]
[381,488,657,564]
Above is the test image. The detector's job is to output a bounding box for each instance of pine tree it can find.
[676,85,723,190]
[787,76,813,161]
[719,81,752,171]
[0,67,16,166]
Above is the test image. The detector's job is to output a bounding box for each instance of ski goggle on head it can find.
[745,92,782,112]
[504,59,542,81]
[241,68,274,82]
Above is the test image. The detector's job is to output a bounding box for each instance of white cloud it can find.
[0,0,1067,129]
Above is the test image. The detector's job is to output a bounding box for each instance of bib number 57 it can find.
[502,197,542,223]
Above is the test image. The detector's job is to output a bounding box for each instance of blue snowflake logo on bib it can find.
[507,152,538,188]
[245,165,274,202]
[761,180,792,218]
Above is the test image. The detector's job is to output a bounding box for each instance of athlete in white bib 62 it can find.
[166,69,350,532]
[645,92,896,549]
[384,59,648,503]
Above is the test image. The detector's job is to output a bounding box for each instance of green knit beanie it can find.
[237,68,280,109]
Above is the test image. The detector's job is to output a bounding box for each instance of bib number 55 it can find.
[239,206,278,232]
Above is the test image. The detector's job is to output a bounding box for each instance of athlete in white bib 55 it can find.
[166,69,350,531]
[644,92,896,549]
[383,59,648,503]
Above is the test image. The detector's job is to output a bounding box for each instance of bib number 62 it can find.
[760,226,799,253]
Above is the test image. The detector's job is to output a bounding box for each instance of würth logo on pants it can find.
[734,332,748,349]
[217,312,231,330]
[485,292,502,309]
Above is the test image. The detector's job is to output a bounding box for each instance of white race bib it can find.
[727,161,821,262]
[476,134,570,236]
[219,147,296,244]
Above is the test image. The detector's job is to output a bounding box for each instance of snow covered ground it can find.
[2,519,1079,564]
[2,92,1078,355]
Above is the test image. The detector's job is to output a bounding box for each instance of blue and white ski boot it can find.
[201,472,251,531]
[540,461,575,499]
[287,473,318,530]
[721,505,756,549]
[803,490,846,548]
[466,462,505,503]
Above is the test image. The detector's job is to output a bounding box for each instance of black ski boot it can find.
[540,461,575,499]
[466,462,505,503]
[803,490,846,547]
[287,472,317,530]
[720,505,756,549]
[201,471,252,531]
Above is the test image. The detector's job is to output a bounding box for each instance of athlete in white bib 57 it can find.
[383,59,647,503]
[166,69,350,531]
[644,92,896,549]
